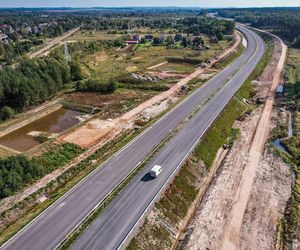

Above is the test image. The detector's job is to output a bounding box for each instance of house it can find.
[0,33,8,41]
[145,34,153,40]
[125,40,139,45]
[38,23,48,28]
[174,33,183,41]
[0,24,8,30]
[132,34,141,42]
[159,35,168,43]
[26,27,32,33]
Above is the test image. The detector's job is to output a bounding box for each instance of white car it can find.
[149,165,163,178]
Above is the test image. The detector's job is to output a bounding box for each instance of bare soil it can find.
[147,71,187,79]
[186,32,290,250]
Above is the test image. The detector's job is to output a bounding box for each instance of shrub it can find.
[0,106,16,121]
[76,79,117,93]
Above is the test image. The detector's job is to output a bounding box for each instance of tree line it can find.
[0,143,82,199]
[0,57,73,120]
[218,8,300,42]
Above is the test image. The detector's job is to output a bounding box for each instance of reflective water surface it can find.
[0,108,81,152]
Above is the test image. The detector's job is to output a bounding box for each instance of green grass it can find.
[195,98,246,168]
[214,42,245,69]
[70,37,230,81]
[273,45,300,248]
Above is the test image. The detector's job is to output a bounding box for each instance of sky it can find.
[0,0,299,8]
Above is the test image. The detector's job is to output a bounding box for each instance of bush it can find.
[69,61,83,81]
[0,143,83,199]
[76,79,117,93]
[0,106,16,121]
[291,36,300,48]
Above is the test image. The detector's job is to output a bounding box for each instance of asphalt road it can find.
[70,26,265,250]
[1,25,264,250]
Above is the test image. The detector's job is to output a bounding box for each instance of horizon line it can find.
[0,6,299,9]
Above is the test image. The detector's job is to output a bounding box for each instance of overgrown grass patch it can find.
[195,98,246,168]
[214,42,245,69]
[273,45,300,248]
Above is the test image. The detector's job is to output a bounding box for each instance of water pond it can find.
[0,108,81,152]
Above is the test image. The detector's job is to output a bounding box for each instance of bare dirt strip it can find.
[186,30,289,250]
[220,30,287,250]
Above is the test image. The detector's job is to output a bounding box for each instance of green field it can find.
[69,33,230,80]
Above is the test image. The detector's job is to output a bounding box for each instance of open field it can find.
[70,34,230,79]
[0,31,232,158]
[285,48,300,84]
[0,30,241,248]
[68,30,123,42]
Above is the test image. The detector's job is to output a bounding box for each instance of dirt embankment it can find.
[186,33,290,250]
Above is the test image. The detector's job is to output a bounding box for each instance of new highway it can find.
[1,25,264,250]
[70,25,265,249]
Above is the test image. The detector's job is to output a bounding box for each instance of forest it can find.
[218,7,300,42]
[0,143,83,199]
[0,57,71,120]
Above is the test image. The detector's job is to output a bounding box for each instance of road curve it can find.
[1,25,263,250]
[71,26,265,249]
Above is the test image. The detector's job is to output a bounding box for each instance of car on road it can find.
[150,165,163,177]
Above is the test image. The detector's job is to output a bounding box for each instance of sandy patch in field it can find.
[147,71,187,79]
[126,66,138,72]
[62,119,116,148]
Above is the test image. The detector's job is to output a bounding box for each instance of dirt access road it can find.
[221,28,287,250]
[186,28,288,250]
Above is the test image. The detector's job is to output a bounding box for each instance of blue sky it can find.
[0,0,299,8]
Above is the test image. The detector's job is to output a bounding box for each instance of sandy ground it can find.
[220,31,287,250]
[239,148,292,250]
[186,107,262,249]
[147,71,187,79]
[147,61,168,70]
[63,32,241,147]
[185,31,289,250]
